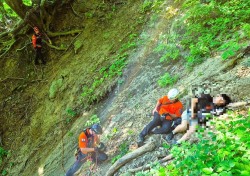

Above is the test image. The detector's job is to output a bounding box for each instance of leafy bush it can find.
[151,111,250,175]
[66,108,77,117]
[158,72,178,87]
[0,147,8,166]
[155,0,250,66]
[22,0,32,6]
[84,115,100,127]
[111,142,129,164]
[81,34,138,105]
[140,0,153,13]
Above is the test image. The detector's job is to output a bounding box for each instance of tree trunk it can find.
[5,0,42,28]
[105,139,157,176]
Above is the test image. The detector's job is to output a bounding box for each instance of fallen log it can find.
[128,154,173,173]
[227,101,250,108]
[105,138,157,176]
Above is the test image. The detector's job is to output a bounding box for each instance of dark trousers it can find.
[35,47,46,65]
[140,112,174,138]
[65,151,108,176]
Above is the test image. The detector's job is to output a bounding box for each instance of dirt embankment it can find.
[1,0,250,176]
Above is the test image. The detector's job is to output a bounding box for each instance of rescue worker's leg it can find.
[35,48,40,65]
[92,151,108,164]
[166,109,188,141]
[139,112,162,138]
[65,152,87,176]
[152,119,173,134]
[36,47,46,65]
[137,112,162,146]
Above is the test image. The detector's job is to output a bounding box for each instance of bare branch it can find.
[47,29,83,37]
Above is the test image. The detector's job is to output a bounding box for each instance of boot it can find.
[137,135,144,147]
[165,132,174,142]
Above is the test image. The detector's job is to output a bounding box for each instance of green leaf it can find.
[241,171,250,176]
[202,167,213,174]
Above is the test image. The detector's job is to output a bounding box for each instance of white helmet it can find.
[168,88,179,100]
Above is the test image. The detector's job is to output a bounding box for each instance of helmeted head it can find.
[91,124,103,134]
[168,88,179,101]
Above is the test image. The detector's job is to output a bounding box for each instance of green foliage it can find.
[22,0,32,6]
[105,127,118,140]
[65,117,71,124]
[154,113,250,175]
[140,0,165,13]
[0,147,8,166]
[81,34,138,105]
[154,0,250,66]
[140,0,153,13]
[154,34,181,62]
[219,40,241,60]
[111,142,129,164]
[84,115,100,127]
[162,142,170,149]
[1,169,7,176]
[85,12,94,18]
[158,72,178,87]
[2,2,18,18]
[66,108,76,117]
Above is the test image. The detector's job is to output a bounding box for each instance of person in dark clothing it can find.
[32,27,46,65]
[137,88,183,147]
[65,124,108,176]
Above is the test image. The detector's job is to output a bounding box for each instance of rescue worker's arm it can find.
[152,101,161,115]
[80,147,96,153]
[167,113,179,120]
[191,98,198,119]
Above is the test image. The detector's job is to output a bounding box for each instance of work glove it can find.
[97,142,106,152]
[94,147,101,153]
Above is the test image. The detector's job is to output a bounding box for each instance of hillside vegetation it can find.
[0,0,250,176]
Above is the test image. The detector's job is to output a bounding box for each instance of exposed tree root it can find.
[105,138,157,176]
[47,29,83,37]
[0,37,17,58]
[44,41,67,50]
[70,4,83,18]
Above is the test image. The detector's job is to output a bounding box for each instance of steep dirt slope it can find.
[1,1,250,176]
[45,6,250,176]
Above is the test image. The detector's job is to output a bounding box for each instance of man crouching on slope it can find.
[137,88,183,147]
[65,124,108,176]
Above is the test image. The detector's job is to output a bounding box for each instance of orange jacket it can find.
[158,96,183,120]
[32,33,42,48]
[78,129,99,154]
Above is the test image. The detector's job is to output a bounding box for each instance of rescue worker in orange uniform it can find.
[137,88,183,146]
[32,26,46,65]
[65,124,108,176]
